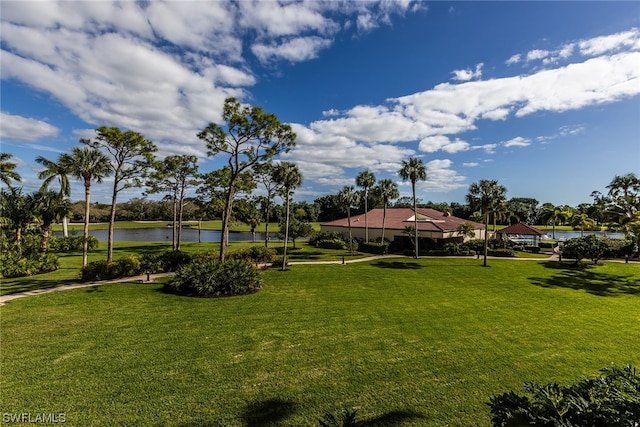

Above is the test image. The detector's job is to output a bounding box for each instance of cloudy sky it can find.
[1,1,639,207]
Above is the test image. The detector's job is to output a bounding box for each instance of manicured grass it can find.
[1,259,638,426]
[0,240,368,296]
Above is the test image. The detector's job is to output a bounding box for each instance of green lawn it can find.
[1,259,638,426]
[0,241,369,296]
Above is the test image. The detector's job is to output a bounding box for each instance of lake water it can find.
[57,228,279,243]
[542,230,625,240]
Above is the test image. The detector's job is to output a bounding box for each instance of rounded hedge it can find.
[166,258,262,297]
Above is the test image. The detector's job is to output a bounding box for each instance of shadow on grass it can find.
[242,398,298,426]
[1,277,79,296]
[529,262,640,297]
[360,409,425,426]
[371,260,424,269]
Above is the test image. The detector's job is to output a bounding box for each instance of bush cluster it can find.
[165,258,262,297]
[81,256,142,281]
[228,246,276,264]
[487,248,516,257]
[601,237,635,258]
[309,232,359,252]
[0,231,59,278]
[0,250,58,278]
[49,235,99,252]
[139,250,193,274]
[358,242,389,255]
[488,365,639,427]
[562,235,609,265]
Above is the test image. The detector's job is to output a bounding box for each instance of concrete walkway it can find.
[0,252,572,306]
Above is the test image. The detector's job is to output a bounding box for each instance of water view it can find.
[57,228,279,243]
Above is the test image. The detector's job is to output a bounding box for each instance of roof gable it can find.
[495,222,545,236]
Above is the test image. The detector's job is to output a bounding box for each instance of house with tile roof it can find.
[495,222,546,246]
[320,208,485,248]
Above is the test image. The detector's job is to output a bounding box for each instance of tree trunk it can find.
[62,215,69,237]
[107,182,118,263]
[483,212,489,267]
[264,205,270,247]
[282,191,290,271]
[381,204,387,243]
[364,189,369,243]
[41,224,51,253]
[177,187,185,251]
[219,187,235,263]
[347,206,353,255]
[412,182,418,259]
[171,190,178,251]
[83,180,91,267]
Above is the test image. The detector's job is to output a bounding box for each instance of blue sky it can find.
[1,1,639,208]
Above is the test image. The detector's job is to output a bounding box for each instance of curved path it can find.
[0,253,562,306]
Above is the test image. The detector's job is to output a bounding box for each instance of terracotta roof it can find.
[321,208,484,232]
[495,222,545,236]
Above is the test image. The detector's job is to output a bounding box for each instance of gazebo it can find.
[495,222,546,246]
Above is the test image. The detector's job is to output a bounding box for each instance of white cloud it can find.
[579,28,640,56]
[419,159,467,192]
[463,162,479,167]
[451,63,483,81]
[419,135,469,153]
[0,1,425,162]
[506,54,521,65]
[503,137,531,148]
[0,112,59,141]
[252,36,333,62]
[526,49,550,61]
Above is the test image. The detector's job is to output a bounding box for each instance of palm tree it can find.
[356,170,376,242]
[338,185,360,255]
[606,173,640,253]
[28,190,71,252]
[0,153,21,189]
[36,155,72,237]
[540,203,572,239]
[61,147,112,266]
[373,179,399,243]
[570,212,596,237]
[273,162,302,271]
[0,187,32,246]
[398,157,427,258]
[466,179,507,267]
[457,222,476,240]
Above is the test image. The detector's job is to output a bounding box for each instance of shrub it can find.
[316,239,347,250]
[359,242,388,255]
[50,235,99,252]
[524,246,540,253]
[465,239,485,252]
[539,241,555,249]
[601,237,635,258]
[442,242,471,256]
[139,253,163,274]
[562,235,609,265]
[110,256,142,278]
[0,250,59,278]
[487,248,515,257]
[81,256,142,281]
[81,260,111,281]
[160,250,192,272]
[229,246,276,264]
[488,365,640,427]
[166,258,262,297]
[309,231,344,246]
